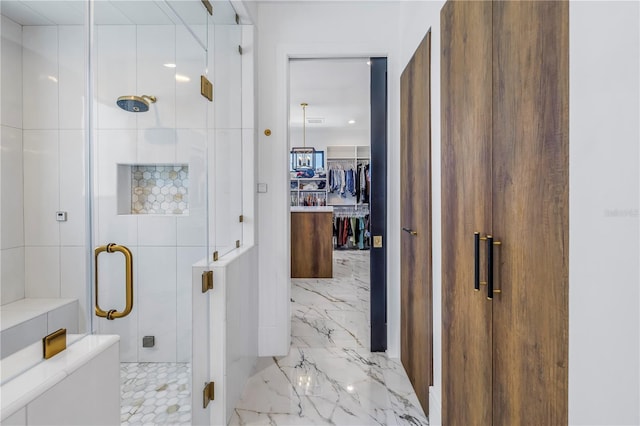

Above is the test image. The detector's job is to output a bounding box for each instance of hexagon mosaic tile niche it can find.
[130,165,189,215]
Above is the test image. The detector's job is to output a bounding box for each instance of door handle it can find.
[402,227,418,236]
[474,232,480,291]
[487,236,501,300]
[95,243,134,320]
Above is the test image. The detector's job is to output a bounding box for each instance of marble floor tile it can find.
[230,250,428,426]
[120,362,191,426]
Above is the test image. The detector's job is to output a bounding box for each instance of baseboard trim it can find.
[429,386,442,426]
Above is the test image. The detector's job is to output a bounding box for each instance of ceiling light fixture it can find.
[291,102,316,171]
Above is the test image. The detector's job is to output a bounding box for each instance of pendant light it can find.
[291,102,316,171]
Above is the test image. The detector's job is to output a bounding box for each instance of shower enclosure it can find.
[1,0,247,423]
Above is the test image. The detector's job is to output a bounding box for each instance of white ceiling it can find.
[0,0,237,26]
[289,58,371,131]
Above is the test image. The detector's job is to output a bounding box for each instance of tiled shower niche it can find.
[117,164,189,215]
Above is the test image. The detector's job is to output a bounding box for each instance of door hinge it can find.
[238,45,243,55]
[201,0,213,15]
[239,215,244,223]
[373,235,383,248]
[201,270,213,293]
[200,75,213,102]
[235,13,239,24]
[236,240,241,248]
[213,251,219,261]
[203,381,215,408]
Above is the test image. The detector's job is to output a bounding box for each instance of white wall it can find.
[255,0,398,356]
[253,0,442,361]
[0,15,24,306]
[569,1,640,424]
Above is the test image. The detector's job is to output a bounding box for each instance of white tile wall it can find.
[215,128,243,255]
[175,25,207,130]
[136,127,177,164]
[0,314,46,359]
[0,247,25,305]
[58,26,84,130]
[137,246,177,362]
[95,246,138,362]
[22,26,58,130]
[1,16,23,129]
[23,130,60,246]
[60,247,88,333]
[96,129,138,247]
[96,25,137,130]
[176,128,207,247]
[1,126,24,250]
[138,215,177,246]
[242,128,256,247]
[47,300,78,334]
[137,25,176,130]
[59,130,85,246]
[213,25,242,130]
[176,246,204,362]
[241,26,255,130]
[25,246,60,298]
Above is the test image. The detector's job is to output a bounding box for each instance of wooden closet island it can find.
[290,206,333,278]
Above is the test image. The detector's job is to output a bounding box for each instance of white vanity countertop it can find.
[0,334,120,421]
[290,206,334,213]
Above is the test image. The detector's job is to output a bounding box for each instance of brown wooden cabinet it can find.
[291,208,333,278]
[441,1,568,424]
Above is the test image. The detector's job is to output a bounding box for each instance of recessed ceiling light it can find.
[348,119,356,124]
[164,63,177,68]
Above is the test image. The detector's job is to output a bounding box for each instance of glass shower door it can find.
[91,1,211,423]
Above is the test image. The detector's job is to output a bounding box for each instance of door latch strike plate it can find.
[203,381,215,408]
[202,270,213,293]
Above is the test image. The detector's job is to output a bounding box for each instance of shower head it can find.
[116,95,157,112]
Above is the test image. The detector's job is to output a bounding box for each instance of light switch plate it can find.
[257,183,268,193]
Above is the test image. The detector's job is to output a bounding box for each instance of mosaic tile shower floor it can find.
[120,362,191,425]
[230,250,429,426]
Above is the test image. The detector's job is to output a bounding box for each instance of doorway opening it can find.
[287,57,387,353]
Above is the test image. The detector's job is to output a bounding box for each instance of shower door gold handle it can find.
[95,243,133,320]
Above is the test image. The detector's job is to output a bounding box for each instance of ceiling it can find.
[289,58,371,132]
[0,0,237,26]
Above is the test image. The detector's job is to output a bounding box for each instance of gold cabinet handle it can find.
[95,243,134,320]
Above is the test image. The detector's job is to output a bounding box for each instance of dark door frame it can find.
[370,57,388,352]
